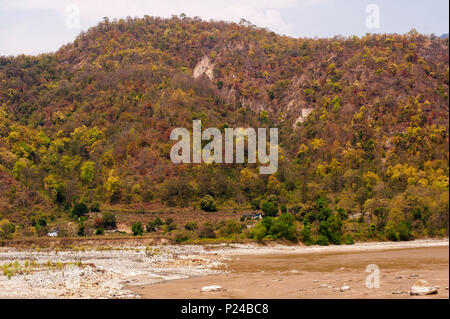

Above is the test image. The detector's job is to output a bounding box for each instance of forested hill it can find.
[0,16,448,240]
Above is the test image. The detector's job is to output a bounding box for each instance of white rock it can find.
[201,285,225,292]
[410,280,438,295]
[340,285,350,292]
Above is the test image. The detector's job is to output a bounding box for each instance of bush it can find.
[385,221,399,241]
[173,230,193,243]
[280,204,287,214]
[344,234,354,245]
[0,219,15,239]
[146,217,164,232]
[165,218,177,231]
[300,224,314,245]
[217,220,242,238]
[184,221,198,231]
[101,212,117,229]
[397,222,412,241]
[199,195,217,212]
[77,221,85,236]
[318,216,342,245]
[90,202,101,212]
[198,224,216,238]
[316,235,329,246]
[131,222,144,236]
[71,202,89,219]
[95,227,105,235]
[261,199,278,217]
[336,208,348,220]
[94,217,102,228]
[250,198,261,210]
[250,223,267,241]
[267,213,297,241]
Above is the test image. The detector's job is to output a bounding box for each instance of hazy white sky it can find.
[0,0,448,56]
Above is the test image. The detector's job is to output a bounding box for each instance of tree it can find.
[101,212,117,229]
[104,171,122,202]
[199,195,217,212]
[71,202,89,219]
[80,161,96,185]
[147,217,163,232]
[261,195,279,217]
[0,219,15,239]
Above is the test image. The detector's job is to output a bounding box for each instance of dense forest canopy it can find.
[0,15,448,242]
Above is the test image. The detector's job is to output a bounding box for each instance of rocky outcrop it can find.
[193,56,214,80]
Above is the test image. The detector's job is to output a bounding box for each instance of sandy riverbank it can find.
[129,240,449,299]
[0,239,448,298]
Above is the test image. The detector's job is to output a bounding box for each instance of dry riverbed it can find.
[0,239,448,299]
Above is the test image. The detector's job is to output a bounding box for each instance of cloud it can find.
[1,0,299,34]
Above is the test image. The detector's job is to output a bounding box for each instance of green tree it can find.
[131,222,144,236]
[71,203,89,220]
[261,195,279,217]
[199,195,217,212]
[101,212,117,229]
[80,161,96,186]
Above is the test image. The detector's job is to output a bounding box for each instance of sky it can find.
[0,0,448,56]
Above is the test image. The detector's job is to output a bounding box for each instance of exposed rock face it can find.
[410,280,438,295]
[293,107,314,128]
[193,56,214,80]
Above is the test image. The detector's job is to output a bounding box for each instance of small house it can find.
[46,230,58,237]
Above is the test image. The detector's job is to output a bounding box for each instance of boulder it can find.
[410,280,438,295]
[340,285,350,292]
[201,285,225,292]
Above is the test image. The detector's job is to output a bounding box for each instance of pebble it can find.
[201,285,225,292]
[340,285,350,292]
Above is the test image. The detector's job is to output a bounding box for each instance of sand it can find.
[130,241,449,299]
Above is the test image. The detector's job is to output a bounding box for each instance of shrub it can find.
[344,234,354,245]
[300,224,314,245]
[173,230,193,243]
[336,208,348,220]
[94,217,102,228]
[184,221,198,231]
[95,227,105,235]
[250,198,261,210]
[385,221,398,241]
[71,203,89,220]
[316,235,329,246]
[267,213,297,241]
[397,222,412,241]
[199,195,217,212]
[146,217,163,232]
[101,212,117,229]
[261,199,278,217]
[198,224,216,238]
[131,222,144,236]
[280,204,287,214]
[165,218,177,231]
[250,223,267,241]
[0,219,15,239]
[218,220,242,238]
[77,221,85,236]
[90,202,101,212]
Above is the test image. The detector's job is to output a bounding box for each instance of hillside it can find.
[0,16,448,243]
